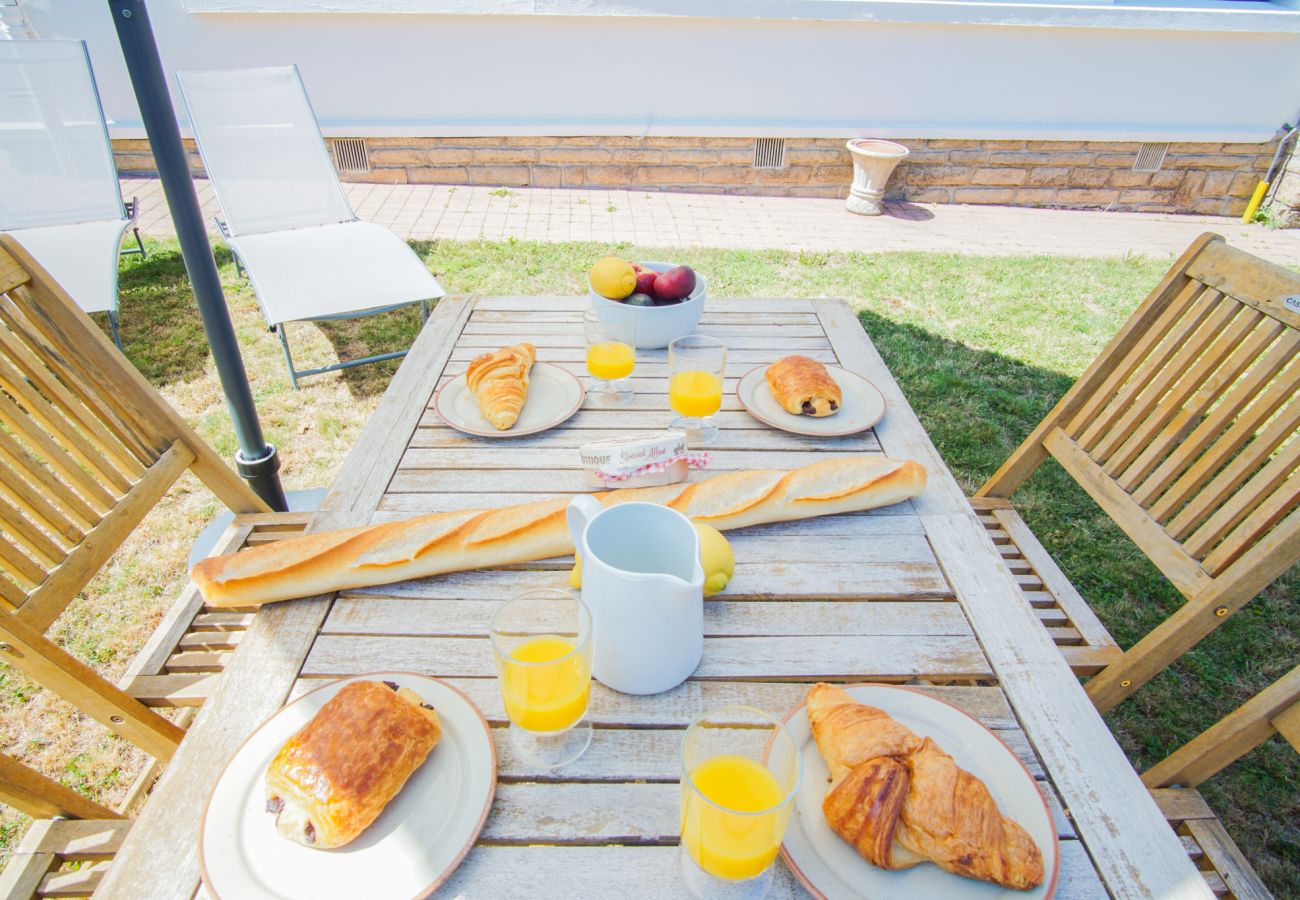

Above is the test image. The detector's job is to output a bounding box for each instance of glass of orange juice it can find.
[669,335,726,446]
[584,308,636,407]
[490,589,593,769]
[679,706,802,898]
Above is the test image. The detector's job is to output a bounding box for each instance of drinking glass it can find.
[584,307,636,407]
[669,335,726,446]
[490,589,593,769]
[679,706,802,899]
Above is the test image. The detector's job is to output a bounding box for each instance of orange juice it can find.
[680,754,785,881]
[669,370,722,418]
[500,636,590,733]
[586,341,635,380]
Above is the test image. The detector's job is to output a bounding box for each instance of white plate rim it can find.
[736,365,887,437]
[198,671,498,900]
[433,361,584,438]
[771,683,1060,900]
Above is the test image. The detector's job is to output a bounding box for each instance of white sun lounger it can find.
[176,65,445,387]
[0,40,145,349]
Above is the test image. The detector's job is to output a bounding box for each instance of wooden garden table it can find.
[98,296,1208,899]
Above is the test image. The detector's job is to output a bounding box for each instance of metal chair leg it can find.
[276,324,300,390]
[108,310,123,350]
[421,298,430,323]
[133,227,147,259]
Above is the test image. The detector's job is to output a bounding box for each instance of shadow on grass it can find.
[116,243,243,385]
[311,304,425,399]
[859,307,1300,893]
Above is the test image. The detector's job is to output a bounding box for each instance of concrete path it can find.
[123,177,1300,264]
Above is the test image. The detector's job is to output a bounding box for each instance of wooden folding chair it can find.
[0,753,129,898]
[0,234,309,766]
[974,232,1300,713]
[1140,664,1298,899]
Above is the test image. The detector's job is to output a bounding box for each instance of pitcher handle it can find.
[567,495,603,555]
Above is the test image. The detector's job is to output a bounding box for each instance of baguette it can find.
[191,456,926,608]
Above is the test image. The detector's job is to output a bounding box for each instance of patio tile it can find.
[127,177,1300,263]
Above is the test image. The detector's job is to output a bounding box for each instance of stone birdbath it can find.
[845,139,910,215]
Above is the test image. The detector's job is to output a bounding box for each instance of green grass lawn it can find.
[2,237,1295,892]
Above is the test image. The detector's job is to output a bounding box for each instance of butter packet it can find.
[579,431,709,488]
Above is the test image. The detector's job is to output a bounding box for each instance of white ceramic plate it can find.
[775,684,1059,900]
[737,365,886,436]
[200,673,497,900]
[435,361,583,438]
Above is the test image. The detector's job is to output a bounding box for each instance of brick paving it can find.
[123,177,1300,265]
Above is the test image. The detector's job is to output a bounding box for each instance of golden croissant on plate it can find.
[807,683,1045,891]
[466,342,536,430]
[766,355,841,417]
[265,680,441,849]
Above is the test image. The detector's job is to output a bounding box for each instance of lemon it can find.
[589,257,637,300]
[568,524,733,597]
[695,523,735,597]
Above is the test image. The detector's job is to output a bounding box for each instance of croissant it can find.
[465,342,535,429]
[766,355,841,417]
[808,684,1045,891]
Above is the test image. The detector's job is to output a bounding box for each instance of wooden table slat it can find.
[291,678,1020,731]
[302,634,994,681]
[323,597,973,638]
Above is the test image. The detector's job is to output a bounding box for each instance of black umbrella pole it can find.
[109,0,287,511]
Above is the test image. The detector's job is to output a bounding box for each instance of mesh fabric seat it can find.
[176,65,445,387]
[0,40,144,348]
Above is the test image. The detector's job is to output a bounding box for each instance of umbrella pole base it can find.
[235,444,288,511]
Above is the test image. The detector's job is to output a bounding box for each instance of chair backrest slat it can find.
[0,295,164,460]
[0,321,147,477]
[0,537,46,589]
[0,351,135,494]
[0,389,117,511]
[0,236,269,628]
[1086,291,1236,462]
[0,41,125,230]
[0,456,85,545]
[0,430,99,531]
[0,573,23,610]
[1103,305,1270,482]
[1199,466,1300,576]
[1132,326,1297,507]
[18,441,196,634]
[176,66,354,237]
[1069,283,1219,447]
[1169,398,1300,545]
[0,494,64,567]
[1042,427,1215,598]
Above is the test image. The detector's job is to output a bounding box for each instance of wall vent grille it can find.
[753,138,786,170]
[1133,143,1169,173]
[332,138,371,173]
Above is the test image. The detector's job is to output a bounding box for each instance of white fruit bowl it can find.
[588,261,706,350]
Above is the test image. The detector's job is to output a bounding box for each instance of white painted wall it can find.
[21,0,1300,142]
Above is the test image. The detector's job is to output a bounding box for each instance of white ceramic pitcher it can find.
[566,497,704,695]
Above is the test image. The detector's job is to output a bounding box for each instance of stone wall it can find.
[113,135,1281,217]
